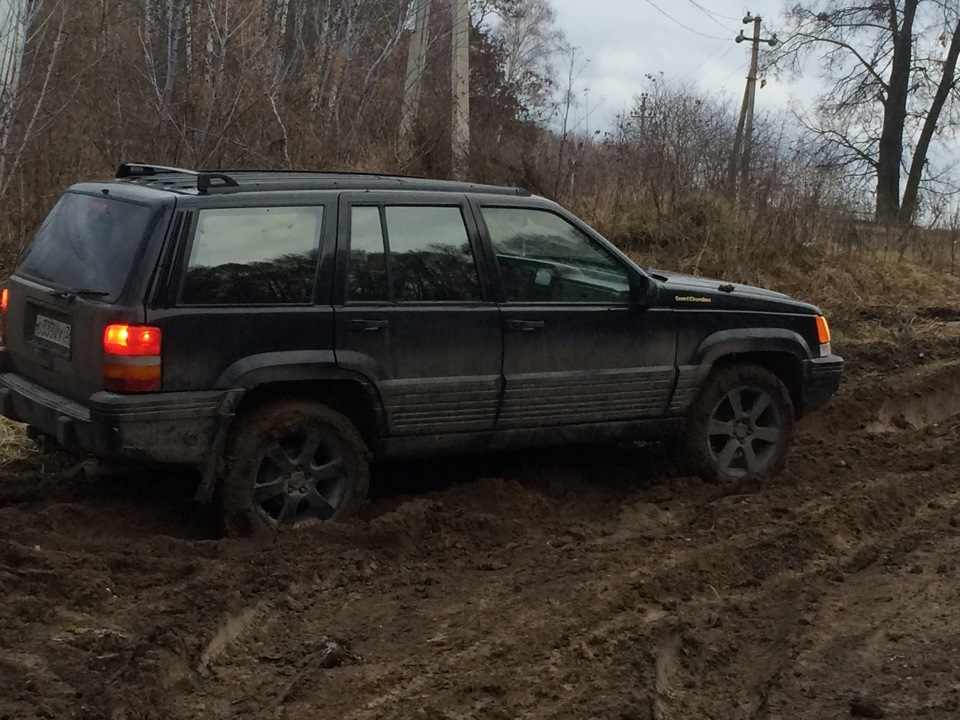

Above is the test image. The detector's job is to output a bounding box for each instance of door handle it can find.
[508,319,545,332]
[350,319,389,332]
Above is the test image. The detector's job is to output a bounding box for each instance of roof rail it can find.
[116,162,239,194]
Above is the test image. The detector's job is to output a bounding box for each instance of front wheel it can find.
[681,364,795,485]
[217,401,370,535]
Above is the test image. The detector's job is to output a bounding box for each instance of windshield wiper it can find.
[50,287,110,301]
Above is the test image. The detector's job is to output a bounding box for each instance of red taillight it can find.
[103,323,162,392]
[0,287,8,346]
[103,324,162,356]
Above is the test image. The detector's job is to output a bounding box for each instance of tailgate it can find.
[3,192,162,402]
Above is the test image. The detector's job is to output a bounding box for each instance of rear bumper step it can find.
[0,372,240,466]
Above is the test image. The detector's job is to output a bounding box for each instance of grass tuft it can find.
[0,417,33,468]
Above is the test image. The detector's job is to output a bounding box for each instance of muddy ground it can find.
[3,307,960,720]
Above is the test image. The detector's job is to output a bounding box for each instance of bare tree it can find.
[474,0,566,121]
[777,0,960,223]
[0,0,67,199]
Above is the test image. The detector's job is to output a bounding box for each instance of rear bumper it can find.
[800,354,843,417]
[0,371,240,465]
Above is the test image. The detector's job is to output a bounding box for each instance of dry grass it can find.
[0,417,32,468]
[625,232,960,318]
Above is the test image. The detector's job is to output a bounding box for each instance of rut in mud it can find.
[3,320,960,719]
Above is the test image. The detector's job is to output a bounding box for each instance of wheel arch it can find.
[708,351,804,416]
[213,351,387,446]
[233,376,384,447]
[690,330,812,416]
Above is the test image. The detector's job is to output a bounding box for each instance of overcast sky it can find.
[548,0,822,128]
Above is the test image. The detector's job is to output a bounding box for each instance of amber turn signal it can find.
[815,315,831,345]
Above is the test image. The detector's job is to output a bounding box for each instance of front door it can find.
[475,204,676,430]
[333,194,502,436]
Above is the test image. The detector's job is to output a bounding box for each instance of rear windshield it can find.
[17,192,155,299]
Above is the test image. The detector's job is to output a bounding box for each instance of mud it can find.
[3,317,960,719]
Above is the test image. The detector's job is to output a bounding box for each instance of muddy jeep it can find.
[0,163,843,533]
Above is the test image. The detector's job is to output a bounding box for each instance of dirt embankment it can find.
[3,307,960,720]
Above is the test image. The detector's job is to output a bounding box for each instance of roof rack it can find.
[113,162,532,197]
[116,162,239,194]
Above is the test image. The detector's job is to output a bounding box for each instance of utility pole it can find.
[727,12,777,197]
[450,0,470,180]
[400,0,431,150]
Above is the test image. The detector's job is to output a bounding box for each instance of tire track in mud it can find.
[261,427,960,719]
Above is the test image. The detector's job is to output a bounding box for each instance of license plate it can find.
[34,314,71,349]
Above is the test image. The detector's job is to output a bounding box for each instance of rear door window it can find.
[180,206,323,305]
[386,206,480,302]
[17,192,156,300]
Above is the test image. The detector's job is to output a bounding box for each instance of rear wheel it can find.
[218,401,370,535]
[681,363,794,485]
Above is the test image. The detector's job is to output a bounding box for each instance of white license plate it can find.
[34,314,71,349]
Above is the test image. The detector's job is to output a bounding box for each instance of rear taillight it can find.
[0,287,8,346]
[103,323,162,392]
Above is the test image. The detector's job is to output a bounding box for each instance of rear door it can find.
[4,189,170,401]
[333,193,502,436]
[474,202,677,429]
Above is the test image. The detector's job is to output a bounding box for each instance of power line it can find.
[643,0,730,41]
[684,0,739,31]
[715,58,750,88]
[678,39,737,85]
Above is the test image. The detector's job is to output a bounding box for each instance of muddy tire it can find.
[217,400,370,536]
[681,363,794,486]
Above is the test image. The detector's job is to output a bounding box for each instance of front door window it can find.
[481,207,630,304]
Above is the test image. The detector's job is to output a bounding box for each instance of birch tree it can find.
[0,0,66,199]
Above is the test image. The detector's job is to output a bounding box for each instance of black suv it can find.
[0,164,842,532]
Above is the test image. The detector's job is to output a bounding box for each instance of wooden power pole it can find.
[728,12,778,197]
[450,0,470,180]
[400,0,431,149]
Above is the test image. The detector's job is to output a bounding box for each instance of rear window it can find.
[17,192,154,300]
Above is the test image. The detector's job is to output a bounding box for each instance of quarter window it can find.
[481,207,630,303]
[181,207,322,305]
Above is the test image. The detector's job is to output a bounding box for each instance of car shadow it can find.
[369,441,679,502]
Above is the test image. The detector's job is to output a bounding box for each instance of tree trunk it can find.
[899,18,960,224]
[162,0,188,117]
[875,0,918,222]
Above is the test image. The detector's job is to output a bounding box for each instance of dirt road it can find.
[2,309,960,720]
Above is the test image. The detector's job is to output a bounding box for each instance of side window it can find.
[180,207,322,305]
[481,207,630,304]
[347,206,389,302]
[345,204,482,303]
[385,206,480,302]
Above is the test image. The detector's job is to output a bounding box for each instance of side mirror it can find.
[631,272,659,307]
